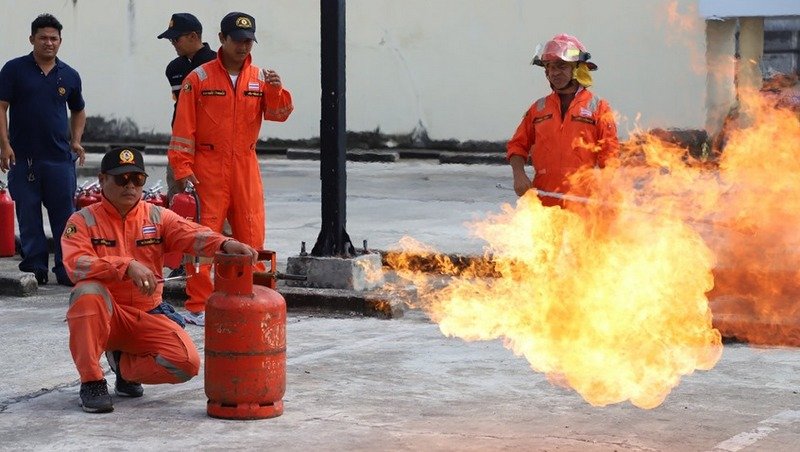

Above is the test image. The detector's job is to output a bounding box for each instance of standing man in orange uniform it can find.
[169,11,293,326]
[507,34,618,207]
[62,147,258,413]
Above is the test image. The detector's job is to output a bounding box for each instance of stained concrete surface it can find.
[1,156,800,450]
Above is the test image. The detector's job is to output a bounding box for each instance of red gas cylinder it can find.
[205,251,287,420]
[0,184,15,257]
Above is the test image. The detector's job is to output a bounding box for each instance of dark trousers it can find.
[8,157,76,280]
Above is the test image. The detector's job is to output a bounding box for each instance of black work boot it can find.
[105,350,144,398]
[79,379,113,413]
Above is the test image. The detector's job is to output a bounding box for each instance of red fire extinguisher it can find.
[205,251,287,420]
[142,180,167,207]
[0,180,15,257]
[74,180,101,209]
[164,182,199,269]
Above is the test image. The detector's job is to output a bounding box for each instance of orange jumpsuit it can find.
[168,51,293,313]
[61,197,229,383]
[507,88,618,207]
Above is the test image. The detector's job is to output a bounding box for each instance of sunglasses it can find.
[112,173,148,187]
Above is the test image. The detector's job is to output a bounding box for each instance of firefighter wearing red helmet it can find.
[507,33,619,207]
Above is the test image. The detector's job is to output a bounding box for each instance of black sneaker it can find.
[105,350,144,398]
[34,269,48,285]
[79,379,113,413]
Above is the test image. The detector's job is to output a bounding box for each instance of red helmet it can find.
[532,34,597,70]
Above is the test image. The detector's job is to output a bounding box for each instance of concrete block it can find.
[277,286,406,319]
[77,165,100,178]
[438,151,505,165]
[286,148,320,160]
[285,253,384,291]
[0,272,38,297]
[144,144,169,155]
[286,148,400,163]
[347,150,399,162]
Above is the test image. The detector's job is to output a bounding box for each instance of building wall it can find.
[0,0,708,142]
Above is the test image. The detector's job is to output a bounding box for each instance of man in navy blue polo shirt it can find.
[0,13,86,286]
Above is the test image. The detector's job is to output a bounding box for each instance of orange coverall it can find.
[507,88,618,207]
[168,51,293,313]
[61,197,229,383]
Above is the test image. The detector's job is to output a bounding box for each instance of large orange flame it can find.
[387,85,799,408]
[706,86,800,345]
[391,180,721,409]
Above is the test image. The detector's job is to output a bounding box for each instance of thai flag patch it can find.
[248,82,260,90]
[142,225,157,235]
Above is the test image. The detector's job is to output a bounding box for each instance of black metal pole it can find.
[313,0,354,256]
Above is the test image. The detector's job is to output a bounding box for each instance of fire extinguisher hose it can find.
[191,184,201,274]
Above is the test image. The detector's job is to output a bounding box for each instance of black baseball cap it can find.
[157,13,202,40]
[220,12,257,42]
[101,148,148,176]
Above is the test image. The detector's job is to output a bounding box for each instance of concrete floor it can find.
[1,285,800,451]
[1,156,799,450]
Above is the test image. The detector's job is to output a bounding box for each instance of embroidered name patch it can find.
[243,91,263,97]
[533,114,553,124]
[571,115,596,125]
[91,238,117,247]
[201,90,226,96]
[136,238,163,247]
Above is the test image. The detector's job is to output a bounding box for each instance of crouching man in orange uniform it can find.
[61,147,258,413]
[169,12,293,326]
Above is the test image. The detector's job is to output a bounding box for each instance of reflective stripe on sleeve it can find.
[193,231,214,257]
[72,255,94,282]
[149,205,163,224]
[587,95,600,114]
[77,209,96,227]
[171,136,194,146]
[193,66,207,81]
[168,141,195,155]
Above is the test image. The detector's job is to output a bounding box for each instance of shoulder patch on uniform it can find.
[64,223,77,238]
[183,83,192,92]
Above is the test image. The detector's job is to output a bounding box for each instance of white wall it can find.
[0,0,708,142]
